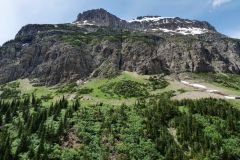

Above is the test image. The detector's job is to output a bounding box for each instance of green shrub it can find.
[32,83,44,87]
[78,87,93,95]
[99,82,116,96]
[114,80,148,97]
[57,83,78,93]
[99,80,149,98]
[0,88,21,99]
[177,88,186,93]
[196,73,240,90]
[41,94,54,102]
[148,75,169,90]
[8,81,20,88]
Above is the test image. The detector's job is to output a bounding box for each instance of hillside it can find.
[1,72,240,159]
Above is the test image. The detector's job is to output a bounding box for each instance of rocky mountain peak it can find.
[74,8,124,27]
[74,9,217,35]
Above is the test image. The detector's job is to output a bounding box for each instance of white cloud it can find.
[212,0,231,8]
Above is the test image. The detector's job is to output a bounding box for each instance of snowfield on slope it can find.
[180,80,238,100]
[150,27,208,35]
[128,16,175,22]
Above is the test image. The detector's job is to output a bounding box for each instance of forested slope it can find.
[0,94,239,159]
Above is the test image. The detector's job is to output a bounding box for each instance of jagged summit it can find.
[74,8,125,27]
[74,9,217,35]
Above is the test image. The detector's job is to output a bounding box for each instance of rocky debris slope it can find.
[0,9,240,85]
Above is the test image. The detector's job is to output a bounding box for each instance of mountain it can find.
[1,9,240,160]
[74,8,216,34]
[0,8,240,85]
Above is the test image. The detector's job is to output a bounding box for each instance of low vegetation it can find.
[56,83,78,94]
[40,94,54,102]
[0,94,239,159]
[99,80,149,98]
[0,82,21,99]
[194,73,240,90]
[148,75,169,90]
[0,72,240,159]
[77,87,93,95]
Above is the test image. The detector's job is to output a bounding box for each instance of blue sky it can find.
[0,0,240,45]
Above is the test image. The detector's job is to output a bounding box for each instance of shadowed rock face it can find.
[0,9,240,85]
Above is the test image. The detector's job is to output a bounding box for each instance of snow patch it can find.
[74,20,95,26]
[206,89,219,93]
[150,27,208,35]
[22,43,29,47]
[152,28,175,33]
[176,27,208,35]
[181,81,207,89]
[128,16,175,23]
[191,84,207,89]
[224,96,236,100]
[181,81,190,85]
[180,80,240,100]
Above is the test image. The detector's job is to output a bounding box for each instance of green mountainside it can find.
[0,71,240,159]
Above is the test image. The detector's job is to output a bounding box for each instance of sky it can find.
[0,0,240,45]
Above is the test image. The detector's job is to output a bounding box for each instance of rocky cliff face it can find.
[0,9,240,85]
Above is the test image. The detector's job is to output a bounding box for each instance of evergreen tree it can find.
[57,119,64,137]
[3,136,12,160]
[35,136,45,160]
[0,116,2,126]
[4,109,11,124]
[15,133,29,157]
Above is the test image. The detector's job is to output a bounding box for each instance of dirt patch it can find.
[68,93,76,100]
[80,95,93,101]
[61,128,81,149]
[172,91,224,100]
[168,127,180,146]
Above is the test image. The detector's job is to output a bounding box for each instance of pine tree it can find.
[3,146,11,160]
[57,119,64,137]
[5,109,11,124]
[0,116,2,126]
[28,147,35,159]
[35,136,45,160]
[3,136,12,160]
[15,133,29,158]
[73,99,80,111]
[32,94,36,106]
[17,121,23,137]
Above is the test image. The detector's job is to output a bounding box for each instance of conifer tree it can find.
[35,135,45,160]
[4,109,11,124]
[15,133,29,157]
[3,136,12,160]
